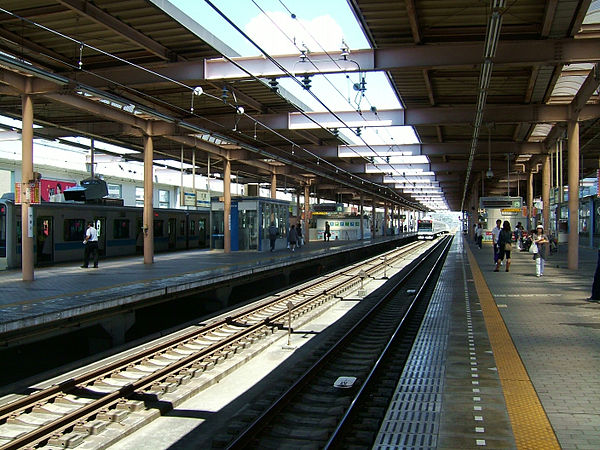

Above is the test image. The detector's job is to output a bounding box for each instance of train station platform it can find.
[0,234,412,348]
[375,233,600,449]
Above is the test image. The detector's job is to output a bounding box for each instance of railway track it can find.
[0,240,432,450]
[224,235,452,449]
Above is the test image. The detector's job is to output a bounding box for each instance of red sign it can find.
[40,179,76,202]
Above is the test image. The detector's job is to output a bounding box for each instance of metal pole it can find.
[143,126,154,264]
[208,156,212,247]
[224,157,231,253]
[90,138,95,178]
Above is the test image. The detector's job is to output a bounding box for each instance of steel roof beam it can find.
[56,0,181,62]
[204,104,600,132]
[309,142,544,157]
[204,38,600,79]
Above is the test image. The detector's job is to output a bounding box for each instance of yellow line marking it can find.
[466,245,560,450]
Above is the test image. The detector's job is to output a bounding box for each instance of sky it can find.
[168,0,419,146]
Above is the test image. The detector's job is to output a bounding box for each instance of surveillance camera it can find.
[486,169,494,179]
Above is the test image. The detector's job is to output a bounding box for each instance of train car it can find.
[417,218,449,240]
[0,198,209,269]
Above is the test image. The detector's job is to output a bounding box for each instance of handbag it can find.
[529,242,538,254]
[504,242,512,251]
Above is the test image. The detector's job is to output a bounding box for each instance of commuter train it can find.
[0,198,209,269]
[417,218,450,240]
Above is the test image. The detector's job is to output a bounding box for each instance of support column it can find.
[270,173,277,199]
[360,194,364,240]
[527,169,534,230]
[224,157,231,253]
[143,129,154,264]
[567,120,579,270]
[21,84,34,281]
[542,155,551,234]
[304,184,310,244]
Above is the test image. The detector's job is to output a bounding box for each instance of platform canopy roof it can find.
[0,0,598,212]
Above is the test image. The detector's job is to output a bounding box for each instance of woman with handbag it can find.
[494,221,513,272]
[533,224,549,277]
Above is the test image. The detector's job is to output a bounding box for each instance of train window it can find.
[158,190,170,208]
[180,220,185,235]
[190,220,196,235]
[64,219,86,241]
[154,219,164,237]
[135,187,144,207]
[107,183,122,199]
[113,219,130,239]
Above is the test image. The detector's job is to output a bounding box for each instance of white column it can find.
[224,157,231,253]
[270,173,277,199]
[304,184,310,243]
[143,127,154,264]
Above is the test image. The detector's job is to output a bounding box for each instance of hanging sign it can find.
[196,190,210,208]
[182,190,196,207]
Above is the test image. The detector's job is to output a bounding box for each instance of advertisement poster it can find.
[15,181,41,204]
[40,179,76,202]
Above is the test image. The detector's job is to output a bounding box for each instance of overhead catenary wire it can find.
[274,0,444,209]
[204,0,419,207]
[0,5,420,209]
[252,0,428,192]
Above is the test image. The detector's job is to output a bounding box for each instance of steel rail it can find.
[0,241,428,449]
[324,235,453,448]
[224,236,450,449]
[0,241,419,424]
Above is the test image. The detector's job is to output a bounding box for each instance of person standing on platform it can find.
[491,219,502,265]
[324,221,331,241]
[588,245,600,302]
[268,221,278,252]
[296,222,303,247]
[533,224,549,277]
[82,222,99,268]
[475,223,483,249]
[515,222,524,250]
[288,224,298,252]
[494,221,512,272]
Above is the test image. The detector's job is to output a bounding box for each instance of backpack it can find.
[268,226,277,238]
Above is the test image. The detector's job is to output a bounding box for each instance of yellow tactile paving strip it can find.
[466,246,560,450]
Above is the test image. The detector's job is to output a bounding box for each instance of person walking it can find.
[82,222,99,268]
[491,219,502,265]
[475,223,483,249]
[288,224,298,252]
[268,221,278,252]
[494,221,512,272]
[533,224,549,277]
[324,221,331,241]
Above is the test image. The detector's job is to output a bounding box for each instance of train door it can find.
[136,218,143,254]
[36,216,53,265]
[168,218,176,249]
[94,217,106,256]
[180,218,188,249]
